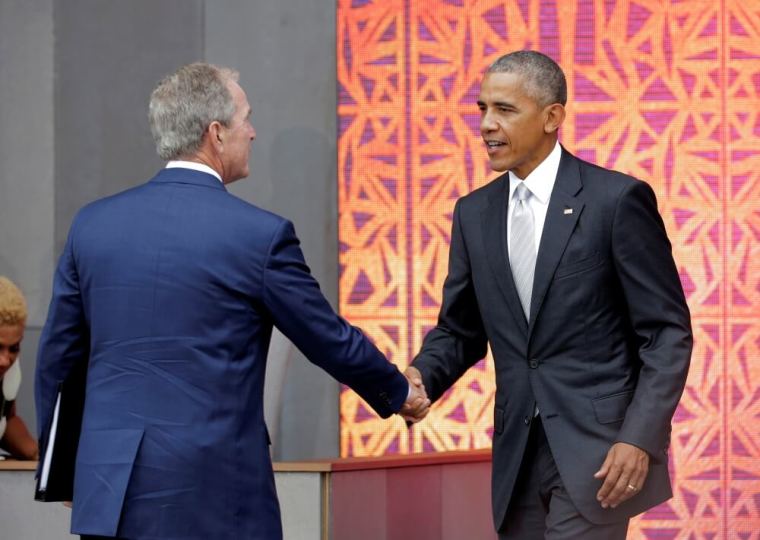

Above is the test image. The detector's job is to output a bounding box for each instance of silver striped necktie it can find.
[509,183,536,320]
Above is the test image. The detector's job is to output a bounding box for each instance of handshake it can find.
[398,366,430,424]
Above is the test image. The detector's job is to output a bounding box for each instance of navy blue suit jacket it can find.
[35,168,408,539]
[412,149,692,529]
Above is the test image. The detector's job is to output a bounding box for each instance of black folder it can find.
[34,358,88,502]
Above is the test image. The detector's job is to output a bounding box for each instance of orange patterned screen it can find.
[338,1,760,537]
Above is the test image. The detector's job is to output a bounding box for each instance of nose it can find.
[480,110,496,133]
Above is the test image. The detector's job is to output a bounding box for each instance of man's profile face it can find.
[220,79,256,183]
[477,71,554,179]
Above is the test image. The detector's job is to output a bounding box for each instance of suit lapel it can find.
[528,150,584,331]
[481,175,528,332]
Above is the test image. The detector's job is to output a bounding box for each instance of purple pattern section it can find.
[348,269,374,305]
[603,40,627,86]
[575,72,613,101]
[539,0,560,61]
[483,5,508,40]
[627,2,651,39]
[575,0,595,64]
[343,21,352,74]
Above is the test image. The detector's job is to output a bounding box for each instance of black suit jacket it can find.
[412,148,692,528]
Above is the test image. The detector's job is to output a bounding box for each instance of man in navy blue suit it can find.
[35,63,429,540]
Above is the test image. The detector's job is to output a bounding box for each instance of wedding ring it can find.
[626,483,638,491]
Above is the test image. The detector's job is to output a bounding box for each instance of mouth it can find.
[484,140,506,155]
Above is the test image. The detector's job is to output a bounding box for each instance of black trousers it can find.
[498,417,630,540]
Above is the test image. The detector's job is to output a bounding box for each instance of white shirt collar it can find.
[507,141,562,204]
[166,161,223,183]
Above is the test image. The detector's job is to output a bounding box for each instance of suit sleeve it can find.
[34,220,90,456]
[261,219,408,418]
[411,200,488,402]
[611,180,693,459]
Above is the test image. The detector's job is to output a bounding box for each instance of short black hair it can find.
[487,50,567,106]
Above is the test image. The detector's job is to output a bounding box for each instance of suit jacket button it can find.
[529,359,538,369]
[524,416,530,425]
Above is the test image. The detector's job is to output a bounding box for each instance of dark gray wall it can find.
[0,0,55,325]
[205,0,340,460]
[2,0,340,461]
[0,0,55,444]
[54,0,205,253]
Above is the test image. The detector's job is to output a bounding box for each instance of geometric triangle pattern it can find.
[338,2,760,537]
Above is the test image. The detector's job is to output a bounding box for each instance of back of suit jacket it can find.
[413,149,692,529]
[35,168,408,539]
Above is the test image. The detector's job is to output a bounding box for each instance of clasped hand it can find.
[398,366,430,423]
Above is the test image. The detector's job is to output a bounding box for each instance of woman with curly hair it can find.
[0,276,38,459]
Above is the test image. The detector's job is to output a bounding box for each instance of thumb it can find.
[405,366,423,386]
[594,453,612,479]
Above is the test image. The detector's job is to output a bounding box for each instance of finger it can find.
[626,469,646,499]
[402,388,424,407]
[631,453,649,493]
[401,397,429,417]
[410,399,431,416]
[605,473,634,508]
[608,480,638,508]
[402,403,429,423]
[596,464,622,505]
[407,391,427,407]
[609,453,648,507]
[619,479,640,505]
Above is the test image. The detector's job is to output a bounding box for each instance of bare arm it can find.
[1,403,39,460]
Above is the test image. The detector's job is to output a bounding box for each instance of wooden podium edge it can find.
[1,448,492,473]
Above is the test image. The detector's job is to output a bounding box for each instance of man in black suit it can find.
[405,50,692,538]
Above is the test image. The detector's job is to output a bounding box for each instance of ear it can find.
[207,120,225,150]
[543,103,566,134]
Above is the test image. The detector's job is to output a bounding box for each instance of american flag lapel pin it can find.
[563,208,573,215]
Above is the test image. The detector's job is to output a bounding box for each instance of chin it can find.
[489,160,509,172]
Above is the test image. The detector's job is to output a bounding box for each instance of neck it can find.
[180,149,225,182]
[511,137,557,179]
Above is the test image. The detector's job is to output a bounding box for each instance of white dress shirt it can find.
[506,142,561,416]
[506,141,562,256]
[166,160,223,183]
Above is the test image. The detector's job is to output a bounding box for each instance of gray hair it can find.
[488,50,567,107]
[148,62,240,160]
